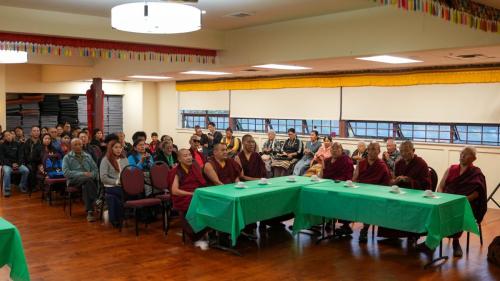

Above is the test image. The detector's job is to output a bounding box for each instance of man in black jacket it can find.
[207,122,223,157]
[23,126,43,192]
[1,131,30,196]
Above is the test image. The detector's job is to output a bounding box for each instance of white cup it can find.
[424,189,433,197]
[288,175,296,181]
[346,180,354,187]
[391,185,400,193]
[311,175,320,182]
[260,178,268,184]
[237,182,245,187]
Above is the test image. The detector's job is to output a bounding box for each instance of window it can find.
[231,118,339,136]
[347,121,393,139]
[235,118,265,132]
[455,124,500,146]
[399,123,451,143]
[306,120,340,136]
[180,110,229,129]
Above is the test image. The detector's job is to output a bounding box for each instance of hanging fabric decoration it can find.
[374,0,500,33]
[0,32,217,64]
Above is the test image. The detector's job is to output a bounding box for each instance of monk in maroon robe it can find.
[235,134,267,180]
[378,141,431,241]
[171,149,208,245]
[321,142,354,181]
[320,142,355,236]
[189,135,206,168]
[435,146,487,257]
[204,143,242,185]
[353,142,392,243]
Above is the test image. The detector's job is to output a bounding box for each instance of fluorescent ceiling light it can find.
[84,79,123,83]
[356,55,422,64]
[181,70,231,75]
[111,2,201,34]
[128,75,172,80]
[0,50,28,63]
[253,64,311,70]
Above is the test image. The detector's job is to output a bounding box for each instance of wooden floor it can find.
[0,190,499,281]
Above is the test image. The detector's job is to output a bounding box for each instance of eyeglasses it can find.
[192,139,200,143]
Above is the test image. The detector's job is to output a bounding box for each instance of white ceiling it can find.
[0,0,378,30]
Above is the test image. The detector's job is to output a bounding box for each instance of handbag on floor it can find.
[487,236,500,266]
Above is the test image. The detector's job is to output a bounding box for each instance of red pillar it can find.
[85,78,104,134]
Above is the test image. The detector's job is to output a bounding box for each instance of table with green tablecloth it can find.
[0,218,30,281]
[186,176,327,246]
[293,181,479,249]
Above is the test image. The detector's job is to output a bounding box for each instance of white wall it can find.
[0,65,5,129]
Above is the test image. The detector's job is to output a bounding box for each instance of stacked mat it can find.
[77,96,88,128]
[39,95,59,128]
[20,102,40,137]
[59,97,79,127]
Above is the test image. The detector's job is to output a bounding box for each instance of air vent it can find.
[225,12,254,18]
[447,53,494,60]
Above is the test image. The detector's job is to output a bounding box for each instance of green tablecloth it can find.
[186,176,327,246]
[0,218,30,281]
[293,181,479,249]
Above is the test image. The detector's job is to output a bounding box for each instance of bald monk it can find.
[434,146,487,257]
[353,142,392,243]
[171,149,209,248]
[378,140,431,242]
[235,134,267,181]
[204,143,242,185]
[320,142,354,236]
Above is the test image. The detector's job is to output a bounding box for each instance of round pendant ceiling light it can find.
[0,50,28,63]
[111,2,202,34]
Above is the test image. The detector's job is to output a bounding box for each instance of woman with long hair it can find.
[100,140,130,228]
[91,128,107,153]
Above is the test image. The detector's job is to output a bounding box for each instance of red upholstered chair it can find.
[42,177,66,205]
[120,165,165,236]
[63,183,82,216]
[150,161,172,235]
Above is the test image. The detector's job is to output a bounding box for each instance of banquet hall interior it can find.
[0,0,499,280]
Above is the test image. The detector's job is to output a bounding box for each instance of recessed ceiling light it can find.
[0,50,28,63]
[181,70,231,75]
[128,75,172,80]
[356,55,422,64]
[252,64,311,70]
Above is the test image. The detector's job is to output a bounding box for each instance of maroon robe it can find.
[444,164,488,223]
[189,147,206,167]
[356,158,391,185]
[208,158,242,185]
[394,155,431,190]
[322,153,354,181]
[238,151,267,179]
[171,163,206,212]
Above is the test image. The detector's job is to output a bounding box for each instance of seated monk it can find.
[171,149,209,249]
[204,143,242,185]
[433,146,487,258]
[378,140,431,242]
[319,142,354,236]
[235,134,267,181]
[353,142,391,243]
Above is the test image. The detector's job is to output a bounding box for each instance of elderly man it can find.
[351,141,368,165]
[435,146,487,257]
[353,142,392,243]
[383,138,400,173]
[261,130,281,177]
[194,125,210,156]
[171,148,208,248]
[235,134,267,181]
[189,135,206,168]
[0,131,30,196]
[204,143,242,185]
[378,140,431,241]
[320,142,354,236]
[62,138,99,222]
[78,131,101,163]
[293,130,321,176]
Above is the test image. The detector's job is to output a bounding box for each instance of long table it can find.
[186,176,326,246]
[0,218,30,281]
[293,181,479,250]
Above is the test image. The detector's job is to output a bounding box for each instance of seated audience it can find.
[91,128,107,153]
[160,135,178,152]
[311,136,333,165]
[171,149,208,248]
[14,126,26,144]
[293,130,321,176]
[221,127,240,158]
[204,144,242,185]
[434,146,487,257]
[48,127,62,154]
[383,138,400,173]
[127,139,155,195]
[235,134,267,181]
[100,140,130,228]
[60,133,72,155]
[271,128,303,177]
[194,126,210,156]
[23,126,42,192]
[62,138,98,222]
[79,131,101,164]
[56,124,64,139]
[117,132,133,155]
[149,132,160,154]
[351,141,368,165]
[261,130,281,177]
[41,127,49,136]
[0,131,30,196]
[154,141,178,168]
[353,142,391,243]
[207,122,223,156]
[71,127,81,139]
[189,135,206,168]
[63,122,72,134]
